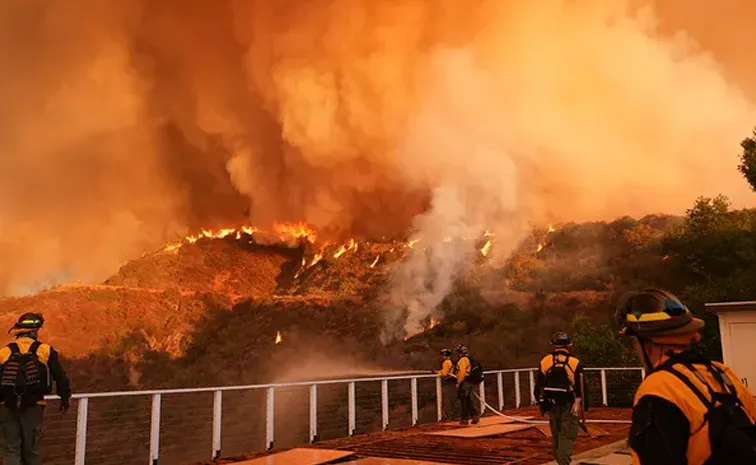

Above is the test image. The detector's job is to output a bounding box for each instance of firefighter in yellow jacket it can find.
[435,348,458,421]
[455,345,480,425]
[0,313,71,465]
[615,289,756,465]
[534,331,587,465]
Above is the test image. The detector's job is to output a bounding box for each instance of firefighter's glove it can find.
[59,398,71,414]
[571,398,582,417]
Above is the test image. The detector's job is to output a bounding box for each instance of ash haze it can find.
[0,0,754,299]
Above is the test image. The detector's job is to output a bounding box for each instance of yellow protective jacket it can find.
[629,355,756,465]
[0,336,71,407]
[456,356,470,384]
[437,359,454,379]
[534,349,587,406]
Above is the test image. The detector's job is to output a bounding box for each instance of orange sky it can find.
[0,0,754,294]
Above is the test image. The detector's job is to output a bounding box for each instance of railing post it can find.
[601,369,608,406]
[410,377,418,426]
[74,397,88,465]
[348,382,356,436]
[212,391,222,460]
[150,394,161,465]
[478,380,486,413]
[436,377,443,422]
[309,384,318,443]
[497,372,504,411]
[529,370,536,406]
[381,379,389,431]
[514,371,521,409]
[265,387,275,451]
[640,367,646,380]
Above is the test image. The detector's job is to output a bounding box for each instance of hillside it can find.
[0,212,680,391]
[2,195,755,393]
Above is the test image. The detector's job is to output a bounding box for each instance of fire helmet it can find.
[440,348,452,357]
[455,344,469,355]
[615,289,704,338]
[9,312,44,334]
[550,331,571,347]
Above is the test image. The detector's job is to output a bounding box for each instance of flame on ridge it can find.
[334,239,357,258]
[160,222,315,253]
[272,221,317,244]
[536,224,556,253]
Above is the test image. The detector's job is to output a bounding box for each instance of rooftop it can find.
[704,301,756,313]
[195,407,632,465]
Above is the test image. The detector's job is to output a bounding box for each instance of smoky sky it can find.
[0,0,754,296]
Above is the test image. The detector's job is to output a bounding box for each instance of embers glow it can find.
[480,240,493,256]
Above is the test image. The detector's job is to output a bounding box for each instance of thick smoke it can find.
[0,0,754,299]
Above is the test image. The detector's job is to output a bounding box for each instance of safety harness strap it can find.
[661,364,712,410]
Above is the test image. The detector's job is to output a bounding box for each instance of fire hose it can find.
[473,392,632,425]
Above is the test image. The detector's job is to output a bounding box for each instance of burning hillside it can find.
[110,220,512,301]
[0,210,688,392]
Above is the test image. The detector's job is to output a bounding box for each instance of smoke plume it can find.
[0,0,754,300]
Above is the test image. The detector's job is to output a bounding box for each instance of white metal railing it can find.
[45,366,644,465]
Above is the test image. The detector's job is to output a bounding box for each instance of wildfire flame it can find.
[275,331,282,344]
[294,256,307,279]
[480,240,493,256]
[161,226,257,252]
[370,255,380,268]
[310,251,324,267]
[163,244,181,253]
[429,316,439,329]
[158,223,319,254]
[333,239,357,259]
[536,224,556,253]
[272,221,317,243]
[408,238,421,248]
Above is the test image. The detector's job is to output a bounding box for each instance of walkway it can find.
[191,407,632,465]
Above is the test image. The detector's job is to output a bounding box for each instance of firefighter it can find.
[436,348,459,421]
[455,344,480,426]
[0,313,71,465]
[534,331,587,465]
[615,289,756,465]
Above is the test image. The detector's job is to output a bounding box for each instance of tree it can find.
[571,313,637,367]
[738,128,756,192]
[661,193,756,360]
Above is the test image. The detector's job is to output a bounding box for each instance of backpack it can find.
[0,341,51,409]
[466,356,484,384]
[662,361,756,465]
[542,353,576,404]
